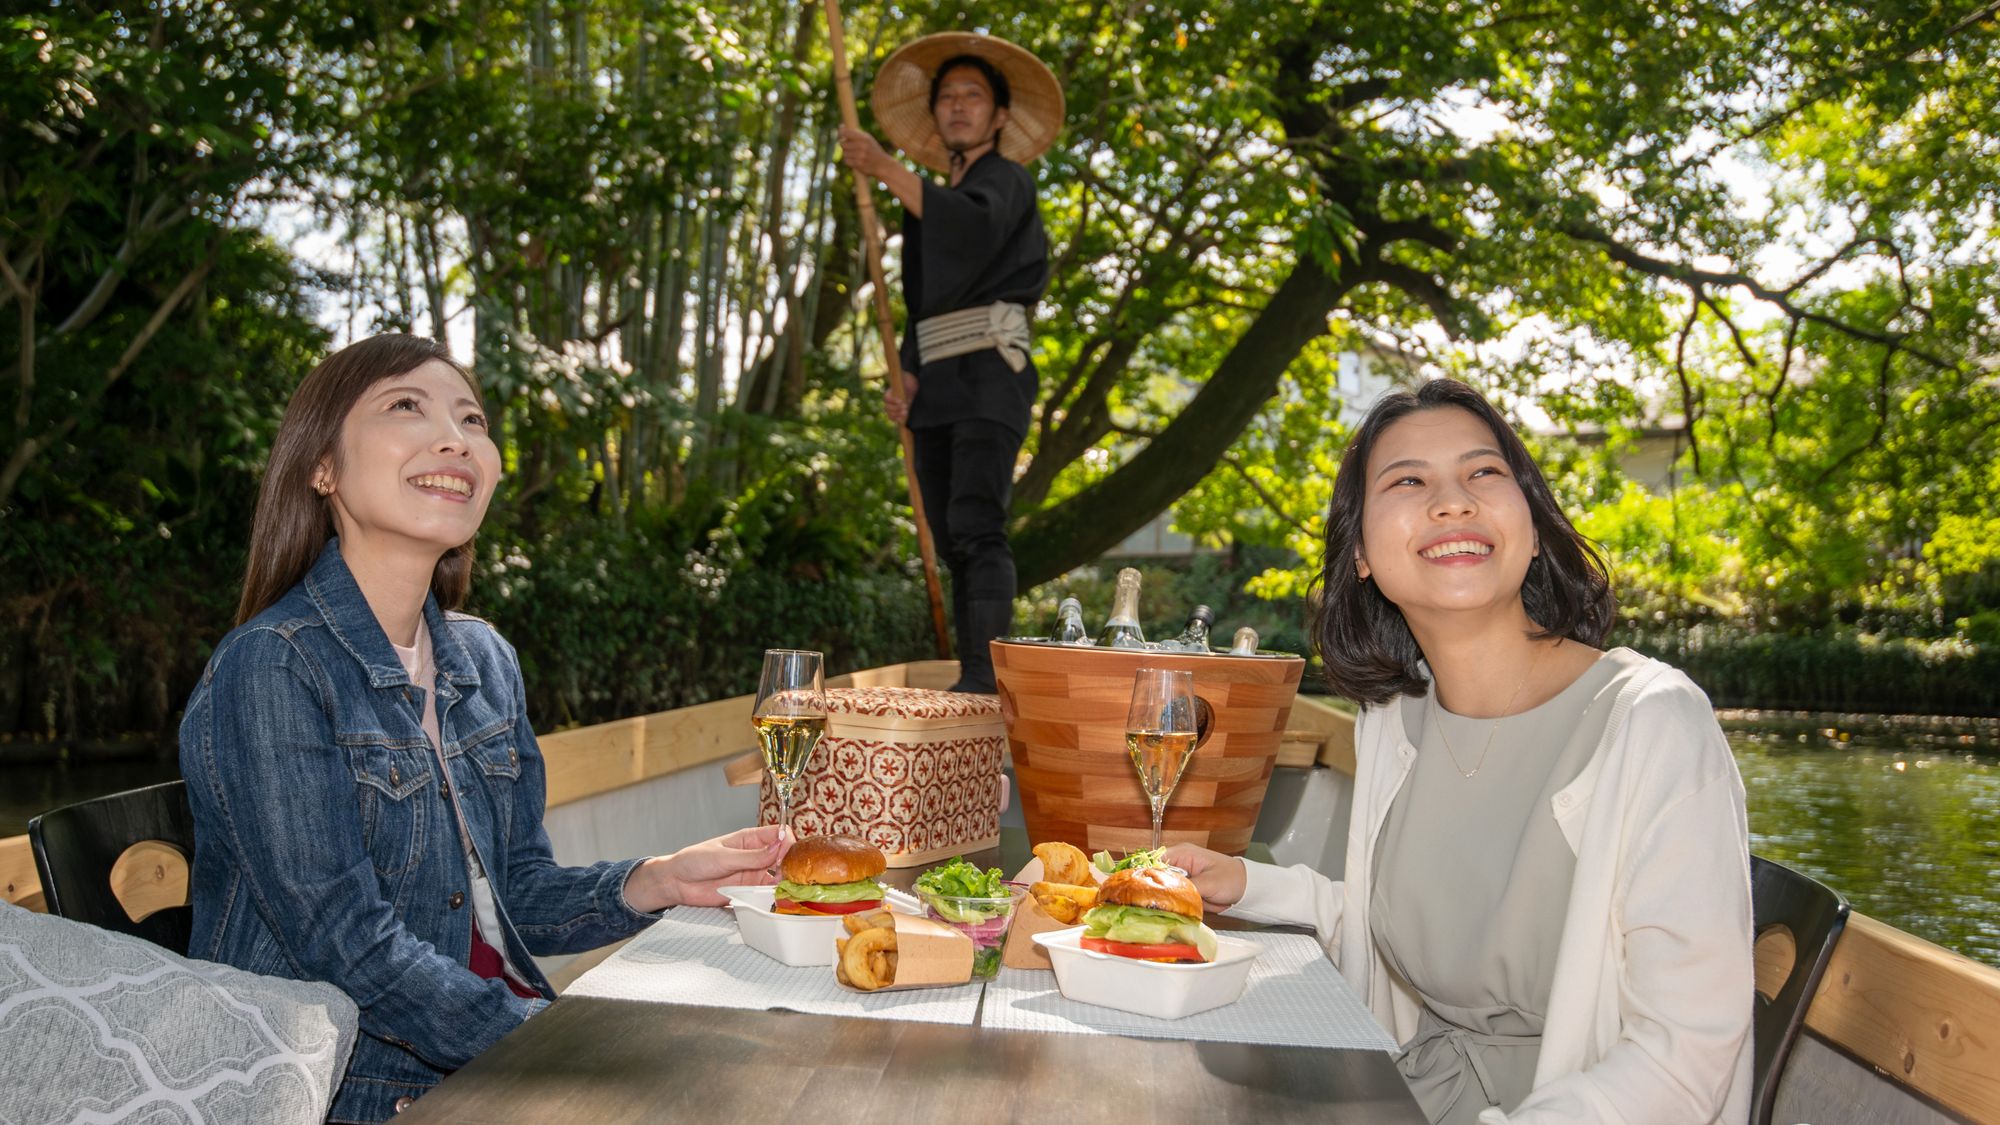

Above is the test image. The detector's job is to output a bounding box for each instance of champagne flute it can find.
[1126,668,1200,850]
[753,649,826,840]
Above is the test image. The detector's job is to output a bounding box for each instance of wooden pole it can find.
[821,0,952,660]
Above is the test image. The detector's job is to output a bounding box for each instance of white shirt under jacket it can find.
[1230,652,1754,1124]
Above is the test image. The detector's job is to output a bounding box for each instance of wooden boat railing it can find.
[3,659,1995,1121]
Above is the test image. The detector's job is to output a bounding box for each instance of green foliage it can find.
[1626,623,1999,717]
[7,0,2000,747]
[0,235,328,740]
[471,516,934,727]
[1009,0,2000,626]
[2,1,364,739]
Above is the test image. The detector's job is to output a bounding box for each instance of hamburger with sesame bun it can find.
[773,835,888,916]
[1077,866,1219,963]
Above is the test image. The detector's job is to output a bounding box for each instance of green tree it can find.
[983,0,1998,605]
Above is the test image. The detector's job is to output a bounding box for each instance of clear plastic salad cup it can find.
[919,887,1025,979]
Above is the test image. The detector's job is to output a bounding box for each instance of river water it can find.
[5,714,1997,965]
[1728,712,2000,966]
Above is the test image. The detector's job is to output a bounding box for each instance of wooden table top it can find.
[397,995,1426,1124]
[400,833,1424,1123]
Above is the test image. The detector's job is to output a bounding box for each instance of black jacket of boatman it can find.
[897,149,1049,438]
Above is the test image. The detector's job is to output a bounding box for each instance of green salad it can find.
[915,857,1016,978]
[914,857,1009,921]
[1090,846,1167,875]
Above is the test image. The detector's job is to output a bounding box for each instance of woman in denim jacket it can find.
[180,334,789,1123]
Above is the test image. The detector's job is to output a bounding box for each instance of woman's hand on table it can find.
[626,825,792,912]
[1165,843,1247,913]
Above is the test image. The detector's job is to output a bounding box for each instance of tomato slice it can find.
[1080,935,1206,963]
[777,897,882,915]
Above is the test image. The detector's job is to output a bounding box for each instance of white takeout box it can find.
[717,885,921,967]
[1032,926,1262,1020]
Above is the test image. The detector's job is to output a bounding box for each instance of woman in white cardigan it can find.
[1170,379,1753,1125]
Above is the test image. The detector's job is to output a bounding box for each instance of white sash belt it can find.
[915,301,1032,372]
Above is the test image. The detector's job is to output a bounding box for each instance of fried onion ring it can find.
[840,926,898,991]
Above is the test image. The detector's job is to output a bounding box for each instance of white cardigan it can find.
[1232,652,1754,1124]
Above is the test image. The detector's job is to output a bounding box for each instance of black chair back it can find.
[1750,854,1850,1125]
[27,780,195,955]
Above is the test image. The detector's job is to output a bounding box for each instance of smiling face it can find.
[931,65,1010,153]
[319,359,499,561]
[1355,405,1539,624]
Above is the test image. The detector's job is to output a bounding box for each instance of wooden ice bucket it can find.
[991,640,1306,856]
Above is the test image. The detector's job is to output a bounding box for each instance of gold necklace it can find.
[1432,644,1545,779]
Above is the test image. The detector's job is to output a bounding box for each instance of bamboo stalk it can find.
[821,0,952,660]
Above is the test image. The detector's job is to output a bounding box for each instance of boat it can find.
[4,658,1995,1123]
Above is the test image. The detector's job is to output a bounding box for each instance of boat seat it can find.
[1749,855,1850,1125]
[27,779,195,956]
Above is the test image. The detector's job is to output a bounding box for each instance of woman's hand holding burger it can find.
[1164,843,1248,913]
[625,825,794,912]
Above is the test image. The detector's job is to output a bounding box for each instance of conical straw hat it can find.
[871,33,1064,175]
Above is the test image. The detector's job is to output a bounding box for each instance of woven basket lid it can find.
[826,686,1000,720]
[871,32,1064,175]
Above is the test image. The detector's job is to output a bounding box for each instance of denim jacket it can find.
[180,541,660,1123]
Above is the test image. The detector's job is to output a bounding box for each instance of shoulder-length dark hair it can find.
[1309,378,1616,705]
[236,334,483,625]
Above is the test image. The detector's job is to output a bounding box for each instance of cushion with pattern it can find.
[0,901,357,1124]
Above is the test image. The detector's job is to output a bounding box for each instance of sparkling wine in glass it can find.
[1126,668,1200,850]
[754,649,826,838]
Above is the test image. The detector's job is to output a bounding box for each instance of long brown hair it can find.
[1308,378,1616,705]
[236,334,485,625]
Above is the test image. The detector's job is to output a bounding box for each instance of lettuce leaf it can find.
[773,878,884,903]
[1080,902,1218,961]
[914,857,1007,899]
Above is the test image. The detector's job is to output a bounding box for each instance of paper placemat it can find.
[565,907,983,1026]
[980,931,1397,1050]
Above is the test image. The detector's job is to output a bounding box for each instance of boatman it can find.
[839,34,1062,694]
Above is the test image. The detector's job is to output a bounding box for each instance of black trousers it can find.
[910,419,1020,606]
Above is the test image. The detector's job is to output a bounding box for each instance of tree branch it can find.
[1329,76,1395,111]
[1672,297,1702,475]
[1766,315,1800,454]
[2,249,35,438]
[1697,291,1761,373]
[1013,256,1357,584]
[1220,453,1320,540]
[1564,223,1958,372]
[1821,346,1897,478]
[1736,0,2000,146]
[1368,218,1458,254]
[0,250,217,505]
[49,192,194,339]
[1361,261,1465,337]
[1107,420,1323,540]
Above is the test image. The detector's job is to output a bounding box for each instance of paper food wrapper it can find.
[1002,898,1073,970]
[836,911,973,991]
[1001,854,1105,971]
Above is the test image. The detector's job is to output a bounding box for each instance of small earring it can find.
[313,479,331,496]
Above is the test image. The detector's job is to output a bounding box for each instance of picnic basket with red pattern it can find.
[758,687,1006,867]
